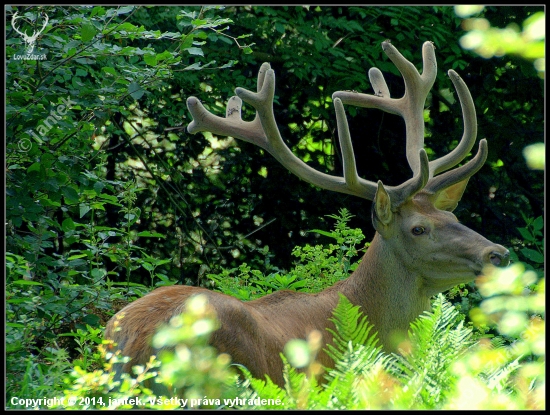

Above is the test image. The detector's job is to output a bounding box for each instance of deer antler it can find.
[334,41,486,205]
[334,41,437,177]
[187,41,486,206]
[187,63,378,199]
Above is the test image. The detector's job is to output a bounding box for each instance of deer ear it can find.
[432,179,469,212]
[373,181,393,226]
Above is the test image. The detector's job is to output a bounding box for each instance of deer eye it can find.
[411,226,426,235]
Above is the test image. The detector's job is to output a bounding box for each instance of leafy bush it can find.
[207,209,364,299]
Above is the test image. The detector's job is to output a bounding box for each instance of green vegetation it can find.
[23,261,545,409]
[6,5,544,410]
[207,209,364,299]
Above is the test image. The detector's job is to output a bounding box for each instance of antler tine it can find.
[334,41,437,179]
[187,95,265,146]
[426,138,488,194]
[188,63,376,199]
[386,148,430,206]
[334,98,378,199]
[389,41,437,177]
[369,68,391,100]
[429,69,477,176]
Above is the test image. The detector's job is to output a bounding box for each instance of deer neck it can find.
[328,232,431,350]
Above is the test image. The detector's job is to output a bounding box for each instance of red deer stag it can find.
[105,41,509,390]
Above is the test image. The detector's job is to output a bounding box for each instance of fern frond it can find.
[324,293,390,390]
[485,357,522,392]
[280,354,324,409]
[324,370,359,408]
[490,336,508,349]
[390,294,474,409]
[325,293,382,363]
[313,373,347,409]
[235,365,288,409]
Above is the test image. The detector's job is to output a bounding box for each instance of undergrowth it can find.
[7,210,544,409]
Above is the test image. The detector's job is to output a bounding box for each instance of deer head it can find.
[105,41,509,391]
[11,11,49,55]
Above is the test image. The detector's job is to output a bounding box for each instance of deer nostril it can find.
[489,250,510,267]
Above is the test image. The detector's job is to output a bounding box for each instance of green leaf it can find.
[144,54,157,66]
[27,162,43,173]
[90,6,105,17]
[137,231,165,238]
[183,62,203,70]
[156,50,174,61]
[117,6,136,15]
[91,268,106,278]
[186,47,204,56]
[517,227,535,242]
[75,57,95,64]
[102,67,117,76]
[109,281,148,288]
[6,322,26,328]
[310,229,335,239]
[62,218,76,232]
[81,22,97,42]
[79,203,91,218]
[325,293,382,364]
[82,314,101,326]
[116,22,139,32]
[392,294,473,408]
[128,82,145,100]
[40,198,61,208]
[191,18,208,26]
[67,253,88,260]
[61,186,80,203]
[75,68,88,77]
[520,248,544,264]
[532,216,543,232]
[12,280,45,286]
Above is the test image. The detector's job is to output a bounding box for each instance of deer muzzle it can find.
[485,246,510,267]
